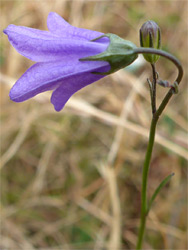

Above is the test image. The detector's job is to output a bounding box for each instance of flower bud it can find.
[140,20,161,63]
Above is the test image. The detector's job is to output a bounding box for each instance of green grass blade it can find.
[147,172,175,214]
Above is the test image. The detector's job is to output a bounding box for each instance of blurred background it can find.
[0,0,187,249]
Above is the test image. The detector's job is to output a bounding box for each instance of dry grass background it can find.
[0,0,187,249]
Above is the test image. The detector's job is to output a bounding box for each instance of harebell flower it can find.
[4,13,183,249]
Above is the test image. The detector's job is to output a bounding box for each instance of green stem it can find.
[151,63,157,114]
[134,48,183,84]
[134,48,183,249]
[136,115,158,249]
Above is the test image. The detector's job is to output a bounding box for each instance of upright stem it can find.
[136,86,181,248]
[136,115,158,249]
[134,47,183,249]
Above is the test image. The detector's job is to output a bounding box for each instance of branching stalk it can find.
[133,48,183,249]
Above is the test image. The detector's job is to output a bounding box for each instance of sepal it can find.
[80,33,138,75]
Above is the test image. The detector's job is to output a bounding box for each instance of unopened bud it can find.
[140,20,161,63]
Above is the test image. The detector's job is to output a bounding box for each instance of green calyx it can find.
[79,33,138,75]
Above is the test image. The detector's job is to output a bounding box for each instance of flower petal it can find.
[51,64,110,111]
[10,62,63,102]
[9,59,109,104]
[47,12,105,41]
[4,24,108,62]
[4,24,58,40]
